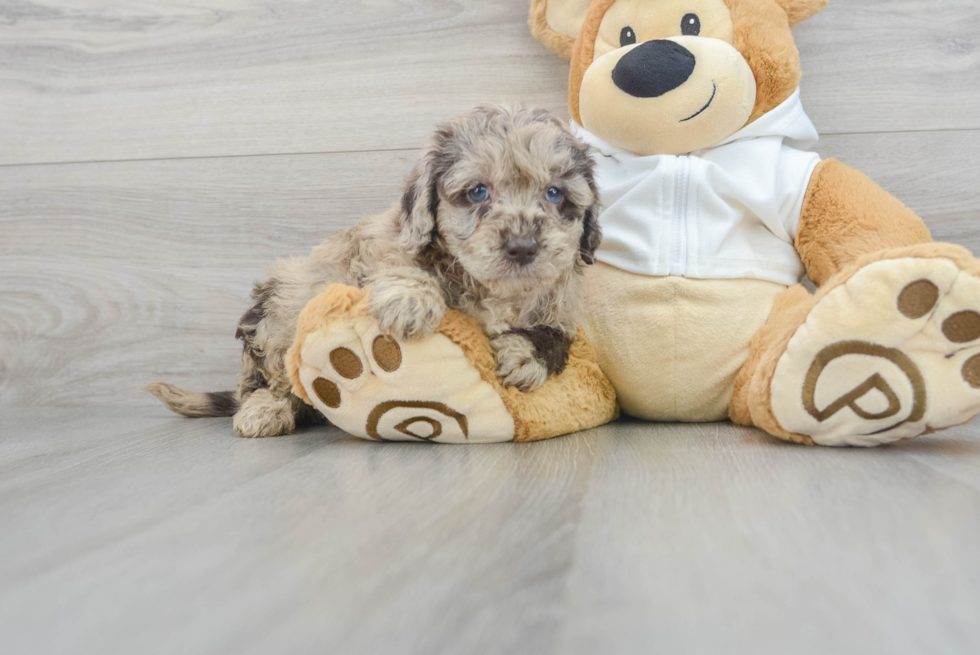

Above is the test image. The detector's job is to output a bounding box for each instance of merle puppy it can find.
[148,105,601,437]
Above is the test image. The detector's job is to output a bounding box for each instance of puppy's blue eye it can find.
[546,187,564,204]
[468,184,489,203]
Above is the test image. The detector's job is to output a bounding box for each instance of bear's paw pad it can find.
[294,318,516,443]
[772,256,980,446]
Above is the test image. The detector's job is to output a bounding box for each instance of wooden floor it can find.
[2,1,980,653]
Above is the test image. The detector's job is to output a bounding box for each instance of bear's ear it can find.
[529,0,594,60]
[776,0,830,27]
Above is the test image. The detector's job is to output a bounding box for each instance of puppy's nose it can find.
[504,237,539,266]
[612,40,696,98]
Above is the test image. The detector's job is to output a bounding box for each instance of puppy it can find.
[148,105,601,438]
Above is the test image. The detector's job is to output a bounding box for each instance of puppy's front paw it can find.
[233,389,296,438]
[368,277,446,341]
[492,333,549,392]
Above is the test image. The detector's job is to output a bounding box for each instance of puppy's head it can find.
[399,105,601,292]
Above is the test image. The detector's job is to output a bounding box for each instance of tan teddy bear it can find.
[530,0,980,446]
[288,285,617,443]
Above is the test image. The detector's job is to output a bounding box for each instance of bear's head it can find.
[530,0,829,155]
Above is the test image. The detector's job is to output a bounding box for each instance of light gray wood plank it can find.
[895,433,980,495]
[796,0,980,136]
[0,0,571,166]
[1,0,978,166]
[819,131,980,247]
[2,410,979,654]
[558,421,980,655]
[0,408,597,655]
[1,2,978,654]
[0,408,339,580]
[0,149,415,407]
[3,129,979,409]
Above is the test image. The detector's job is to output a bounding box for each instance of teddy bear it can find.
[287,0,980,447]
[286,285,618,443]
[528,0,980,446]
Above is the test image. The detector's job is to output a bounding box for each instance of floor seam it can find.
[0,146,419,169]
[3,126,980,169]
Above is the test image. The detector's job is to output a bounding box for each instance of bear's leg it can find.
[287,285,617,443]
[583,263,786,422]
[732,243,980,446]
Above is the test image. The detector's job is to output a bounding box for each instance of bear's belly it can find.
[583,263,786,422]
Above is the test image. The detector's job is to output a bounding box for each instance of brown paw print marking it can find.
[313,378,341,409]
[310,336,470,441]
[809,280,980,425]
[367,401,468,441]
[372,335,402,372]
[943,311,980,343]
[900,279,980,388]
[802,341,927,431]
[330,347,363,379]
[963,355,980,389]
[897,279,939,319]
[313,340,405,410]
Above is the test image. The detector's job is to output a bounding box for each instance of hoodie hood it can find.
[571,87,822,286]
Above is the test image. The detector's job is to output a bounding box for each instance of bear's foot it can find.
[290,300,516,444]
[286,285,618,443]
[766,245,980,446]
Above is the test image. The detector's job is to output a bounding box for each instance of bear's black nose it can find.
[612,40,696,98]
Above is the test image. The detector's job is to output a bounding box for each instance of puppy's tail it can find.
[145,383,239,418]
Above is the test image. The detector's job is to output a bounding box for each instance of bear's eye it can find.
[681,13,701,36]
[620,26,637,47]
[468,184,489,203]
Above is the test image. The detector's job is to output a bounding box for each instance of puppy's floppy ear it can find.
[580,202,602,265]
[398,162,437,255]
[565,135,602,264]
[775,0,830,27]
[529,0,593,60]
[399,129,453,256]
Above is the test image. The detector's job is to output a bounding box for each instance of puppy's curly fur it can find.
[148,105,601,438]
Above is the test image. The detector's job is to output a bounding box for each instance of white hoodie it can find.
[571,88,822,287]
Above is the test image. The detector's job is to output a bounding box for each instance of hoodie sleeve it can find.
[703,135,821,246]
[772,144,822,243]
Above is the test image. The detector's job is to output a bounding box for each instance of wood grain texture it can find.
[0,0,571,166]
[819,131,980,247]
[0,149,415,407]
[795,0,980,135]
[559,422,980,654]
[1,0,978,166]
[2,2,980,652]
[1,410,979,654]
[2,131,978,408]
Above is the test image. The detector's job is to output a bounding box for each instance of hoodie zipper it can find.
[670,155,691,276]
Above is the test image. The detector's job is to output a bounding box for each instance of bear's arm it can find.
[795,159,933,286]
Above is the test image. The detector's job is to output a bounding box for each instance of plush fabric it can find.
[723,0,803,124]
[583,264,785,421]
[573,88,820,285]
[287,285,618,443]
[566,0,803,127]
[529,0,590,59]
[796,158,933,286]
[578,35,757,155]
[736,244,980,447]
[568,0,619,124]
[776,0,830,27]
[530,0,980,446]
